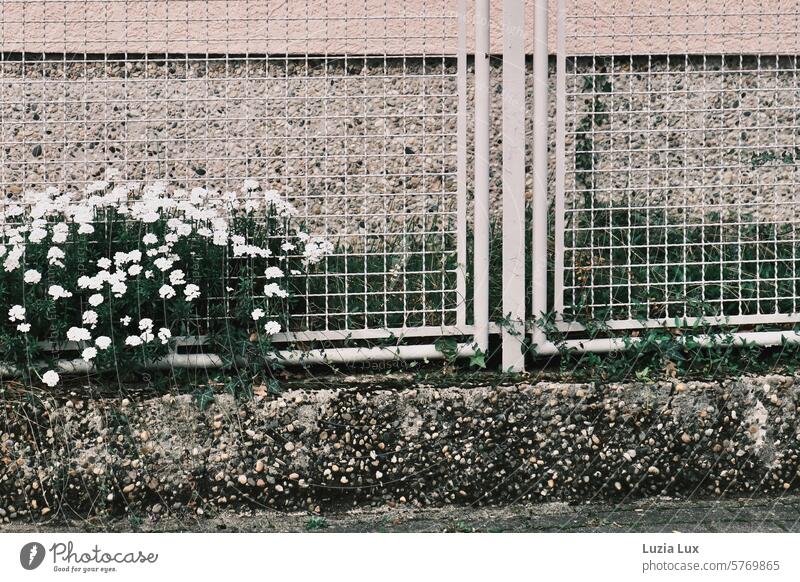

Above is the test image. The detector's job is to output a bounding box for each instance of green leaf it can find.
[469,349,486,369]
[434,337,459,363]
[194,386,215,411]
[267,379,283,395]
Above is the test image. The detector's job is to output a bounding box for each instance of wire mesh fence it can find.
[0,1,471,357]
[5,0,800,367]
[553,0,800,335]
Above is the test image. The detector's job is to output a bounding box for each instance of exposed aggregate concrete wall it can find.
[1,374,799,522]
[3,56,796,228]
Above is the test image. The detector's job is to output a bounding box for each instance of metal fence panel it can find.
[0,1,486,356]
[553,0,800,335]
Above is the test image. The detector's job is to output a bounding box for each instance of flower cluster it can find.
[0,171,331,386]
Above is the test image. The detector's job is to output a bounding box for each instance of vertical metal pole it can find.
[502,0,526,371]
[474,0,491,354]
[553,0,566,315]
[456,0,468,328]
[531,0,550,352]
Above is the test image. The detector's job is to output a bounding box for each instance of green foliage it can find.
[522,69,800,383]
[434,336,459,364]
[0,176,328,388]
[305,516,328,530]
[536,311,800,382]
[193,385,216,411]
[469,348,487,369]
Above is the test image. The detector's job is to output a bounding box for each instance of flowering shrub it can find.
[0,170,332,387]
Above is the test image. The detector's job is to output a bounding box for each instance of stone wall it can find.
[0,374,797,522]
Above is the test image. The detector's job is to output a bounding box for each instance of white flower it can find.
[184,284,200,302]
[29,228,47,243]
[264,266,284,279]
[263,283,289,299]
[157,327,171,344]
[125,335,143,347]
[145,269,154,279]
[111,281,127,297]
[107,270,126,284]
[142,233,158,245]
[263,189,298,217]
[66,327,91,342]
[128,264,143,276]
[243,178,260,192]
[233,243,270,259]
[263,321,281,335]
[47,246,66,267]
[154,257,174,272]
[159,284,176,299]
[48,285,73,300]
[141,330,154,343]
[80,273,103,290]
[140,210,159,223]
[82,310,98,327]
[95,336,112,350]
[3,246,23,273]
[168,270,186,286]
[42,370,60,387]
[97,257,112,270]
[52,223,69,244]
[212,229,228,246]
[138,318,153,331]
[86,180,108,194]
[302,236,334,265]
[88,293,104,307]
[78,223,94,235]
[17,323,31,333]
[251,308,265,321]
[120,316,131,326]
[81,347,98,362]
[8,305,25,322]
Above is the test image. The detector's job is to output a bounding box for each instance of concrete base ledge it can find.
[1,375,799,522]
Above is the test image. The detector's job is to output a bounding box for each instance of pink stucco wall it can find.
[1,1,797,55]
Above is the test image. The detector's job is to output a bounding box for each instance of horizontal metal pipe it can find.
[536,330,800,356]
[3,343,477,378]
[272,343,476,365]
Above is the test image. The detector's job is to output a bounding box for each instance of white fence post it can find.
[502,0,527,371]
[553,0,566,318]
[474,0,491,354]
[531,0,550,354]
[457,0,469,328]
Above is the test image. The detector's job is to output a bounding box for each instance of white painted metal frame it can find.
[473,0,491,355]
[0,1,492,365]
[501,0,527,372]
[530,0,550,354]
[543,0,800,355]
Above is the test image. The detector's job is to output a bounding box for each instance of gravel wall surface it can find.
[4,55,797,232]
[6,498,800,533]
[2,373,800,523]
